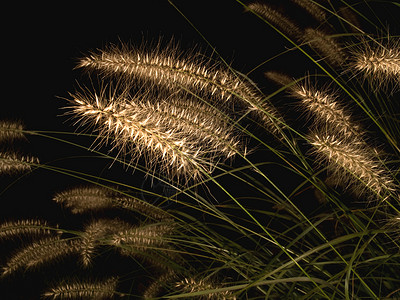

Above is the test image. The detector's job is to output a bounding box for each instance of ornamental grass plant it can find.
[1,1,400,299]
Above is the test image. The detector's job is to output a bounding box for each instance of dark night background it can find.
[1,1,399,299]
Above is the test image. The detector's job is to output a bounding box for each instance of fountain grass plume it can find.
[80,219,131,267]
[53,186,115,214]
[246,2,303,40]
[42,277,119,300]
[175,277,237,300]
[2,237,80,276]
[0,121,25,143]
[291,78,364,138]
[0,152,38,175]
[290,0,327,23]
[0,219,56,240]
[308,131,397,202]
[347,35,400,93]
[76,41,284,136]
[66,83,245,182]
[111,222,175,251]
[303,28,346,66]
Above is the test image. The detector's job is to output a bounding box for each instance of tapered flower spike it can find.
[246,2,303,40]
[0,152,38,175]
[77,41,283,136]
[338,6,362,33]
[175,277,237,300]
[0,219,56,240]
[2,237,80,276]
[348,35,400,92]
[143,271,178,299]
[80,219,131,267]
[53,186,115,214]
[42,277,119,300]
[303,28,346,66]
[290,0,327,23]
[0,120,25,142]
[290,79,363,138]
[111,222,175,251]
[264,71,294,88]
[113,196,172,220]
[67,85,243,182]
[308,132,397,201]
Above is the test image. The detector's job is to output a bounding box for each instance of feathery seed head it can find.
[264,71,294,88]
[113,196,172,220]
[308,132,397,201]
[246,2,302,39]
[77,42,237,103]
[290,0,327,23]
[303,28,346,66]
[2,237,80,276]
[67,85,242,182]
[347,35,400,92]
[0,120,24,142]
[111,222,175,250]
[53,186,114,214]
[0,152,38,175]
[175,277,236,300]
[338,6,362,33]
[291,80,363,137]
[0,219,56,240]
[80,219,131,267]
[42,277,118,300]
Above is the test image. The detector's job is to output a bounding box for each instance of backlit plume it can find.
[291,81,363,137]
[308,132,397,201]
[77,42,284,135]
[42,277,118,300]
[349,36,400,92]
[67,85,243,182]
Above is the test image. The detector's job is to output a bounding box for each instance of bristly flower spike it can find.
[66,84,242,182]
[290,79,363,138]
[246,2,303,40]
[2,237,80,276]
[77,41,284,136]
[0,219,56,240]
[290,0,327,23]
[79,219,131,267]
[0,152,39,175]
[53,186,115,214]
[348,35,400,92]
[42,277,119,300]
[308,132,397,202]
[303,28,346,66]
[0,120,25,143]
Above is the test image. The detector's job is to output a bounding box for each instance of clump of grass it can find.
[2,1,400,299]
